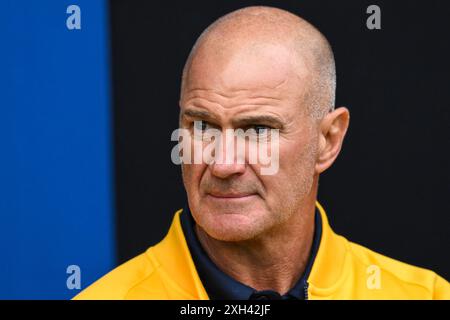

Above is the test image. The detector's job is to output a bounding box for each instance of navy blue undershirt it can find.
[180,206,322,300]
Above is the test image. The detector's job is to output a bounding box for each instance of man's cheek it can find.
[182,165,196,190]
[187,165,206,192]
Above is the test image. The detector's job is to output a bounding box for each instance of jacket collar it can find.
[179,205,322,300]
[147,208,209,299]
[147,200,348,299]
[307,201,349,298]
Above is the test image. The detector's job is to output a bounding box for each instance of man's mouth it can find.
[206,192,256,199]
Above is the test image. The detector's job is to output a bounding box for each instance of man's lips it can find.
[206,192,256,199]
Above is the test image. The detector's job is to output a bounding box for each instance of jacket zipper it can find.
[303,281,309,300]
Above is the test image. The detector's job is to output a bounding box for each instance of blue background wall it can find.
[0,0,116,299]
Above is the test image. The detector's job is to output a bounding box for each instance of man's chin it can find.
[195,210,266,242]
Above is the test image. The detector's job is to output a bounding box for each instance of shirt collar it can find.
[180,206,322,300]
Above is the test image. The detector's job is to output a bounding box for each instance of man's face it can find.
[179,43,319,241]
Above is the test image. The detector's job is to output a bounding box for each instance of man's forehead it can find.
[183,42,309,98]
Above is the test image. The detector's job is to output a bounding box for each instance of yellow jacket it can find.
[74,201,450,300]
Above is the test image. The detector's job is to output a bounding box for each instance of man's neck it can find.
[195,201,316,295]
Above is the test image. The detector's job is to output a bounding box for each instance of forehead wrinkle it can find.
[182,100,288,127]
[182,94,286,115]
[182,85,287,108]
[185,79,288,99]
[181,69,298,126]
[182,68,295,104]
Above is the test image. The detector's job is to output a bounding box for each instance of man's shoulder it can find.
[73,248,164,300]
[344,238,450,299]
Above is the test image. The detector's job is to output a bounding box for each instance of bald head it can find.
[181,6,336,120]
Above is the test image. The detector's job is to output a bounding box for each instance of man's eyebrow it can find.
[181,109,284,129]
[232,115,285,129]
[180,108,216,121]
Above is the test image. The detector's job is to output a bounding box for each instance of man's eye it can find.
[193,120,210,131]
[252,125,270,135]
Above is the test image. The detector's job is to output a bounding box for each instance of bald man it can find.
[75,6,450,300]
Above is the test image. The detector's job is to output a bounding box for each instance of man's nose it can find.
[209,132,246,179]
[210,161,246,179]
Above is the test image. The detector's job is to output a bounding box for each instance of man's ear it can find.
[315,107,350,174]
